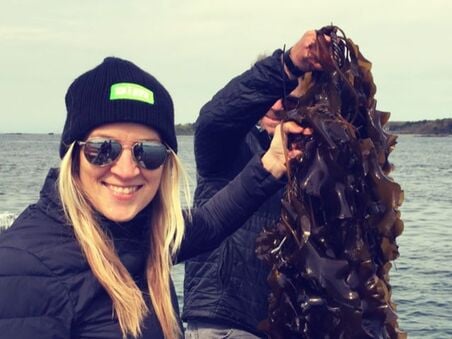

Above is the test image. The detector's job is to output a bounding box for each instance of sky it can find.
[1,0,451,133]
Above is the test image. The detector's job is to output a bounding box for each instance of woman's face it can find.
[78,122,164,222]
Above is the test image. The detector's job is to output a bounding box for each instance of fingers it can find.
[291,30,332,72]
[280,121,313,136]
[281,121,303,134]
[279,121,313,162]
[262,121,312,177]
[287,149,302,160]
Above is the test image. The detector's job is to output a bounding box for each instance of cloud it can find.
[0,0,451,132]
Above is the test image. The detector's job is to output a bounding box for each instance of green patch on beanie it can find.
[109,82,154,105]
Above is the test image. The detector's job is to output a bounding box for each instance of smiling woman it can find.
[77,123,166,222]
[0,57,296,339]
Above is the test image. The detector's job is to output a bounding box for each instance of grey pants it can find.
[185,320,262,339]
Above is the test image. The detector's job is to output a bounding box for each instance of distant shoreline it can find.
[2,119,451,136]
[387,119,452,135]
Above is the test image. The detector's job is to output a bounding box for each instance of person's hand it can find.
[261,121,313,178]
[285,30,331,77]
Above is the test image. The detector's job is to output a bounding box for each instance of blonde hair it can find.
[58,142,190,338]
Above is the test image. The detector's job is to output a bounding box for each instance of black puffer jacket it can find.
[0,155,282,339]
[182,50,298,335]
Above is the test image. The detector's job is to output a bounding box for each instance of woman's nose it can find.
[110,148,140,178]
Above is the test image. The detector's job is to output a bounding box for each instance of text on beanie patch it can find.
[109,83,155,105]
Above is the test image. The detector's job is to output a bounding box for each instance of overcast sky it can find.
[1,0,451,133]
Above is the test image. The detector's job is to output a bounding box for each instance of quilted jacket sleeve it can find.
[195,49,298,177]
[0,246,73,339]
[176,155,285,262]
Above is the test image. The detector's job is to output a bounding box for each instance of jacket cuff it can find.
[238,154,286,198]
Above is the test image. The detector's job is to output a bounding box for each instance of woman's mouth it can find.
[104,183,142,196]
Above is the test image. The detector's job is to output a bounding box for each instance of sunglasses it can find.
[282,95,301,111]
[77,138,170,170]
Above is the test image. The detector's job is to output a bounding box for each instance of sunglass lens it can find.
[133,142,168,169]
[84,139,122,166]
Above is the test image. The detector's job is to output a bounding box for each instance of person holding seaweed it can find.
[0,57,306,338]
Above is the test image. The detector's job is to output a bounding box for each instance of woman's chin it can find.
[102,209,138,223]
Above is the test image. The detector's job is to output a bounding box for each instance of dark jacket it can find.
[182,50,298,335]
[0,155,282,339]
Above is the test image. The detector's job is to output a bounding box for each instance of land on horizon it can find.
[1,118,451,136]
[176,119,452,135]
[177,118,452,135]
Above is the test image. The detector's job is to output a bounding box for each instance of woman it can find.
[0,57,307,338]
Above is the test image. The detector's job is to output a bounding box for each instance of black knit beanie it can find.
[60,57,177,158]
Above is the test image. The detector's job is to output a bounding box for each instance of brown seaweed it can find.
[256,26,406,338]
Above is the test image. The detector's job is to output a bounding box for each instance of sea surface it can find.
[1,133,451,338]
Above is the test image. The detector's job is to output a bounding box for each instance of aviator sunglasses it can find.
[77,138,170,170]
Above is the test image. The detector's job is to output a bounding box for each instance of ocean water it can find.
[0,133,451,338]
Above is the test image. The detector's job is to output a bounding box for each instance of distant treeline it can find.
[387,118,452,135]
[5,119,450,136]
[177,119,452,135]
[175,123,195,135]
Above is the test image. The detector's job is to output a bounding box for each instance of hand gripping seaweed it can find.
[256,26,406,338]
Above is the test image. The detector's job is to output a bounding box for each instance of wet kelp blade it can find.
[256,25,406,339]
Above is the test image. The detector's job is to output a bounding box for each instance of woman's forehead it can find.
[87,122,161,141]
